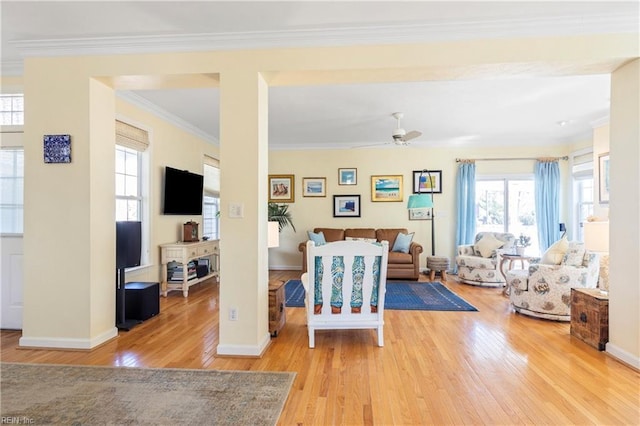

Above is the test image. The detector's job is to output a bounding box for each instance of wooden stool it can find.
[427,256,450,282]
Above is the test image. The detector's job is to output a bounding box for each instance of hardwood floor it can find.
[2,271,639,425]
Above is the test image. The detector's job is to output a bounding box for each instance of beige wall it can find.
[268,145,572,271]
[608,59,640,368]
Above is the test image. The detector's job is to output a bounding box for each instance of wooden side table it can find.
[269,280,286,337]
[570,288,609,350]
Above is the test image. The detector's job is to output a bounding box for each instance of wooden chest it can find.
[570,288,609,350]
[269,280,286,337]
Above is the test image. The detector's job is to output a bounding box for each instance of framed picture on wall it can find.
[409,208,432,220]
[268,174,295,203]
[43,134,72,163]
[338,168,357,185]
[333,195,361,217]
[412,170,442,194]
[302,177,326,197]
[371,175,403,202]
[598,152,610,204]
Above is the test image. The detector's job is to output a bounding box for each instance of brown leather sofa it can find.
[298,228,423,280]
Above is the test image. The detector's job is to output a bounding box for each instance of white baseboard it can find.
[268,265,302,271]
[216,332,271,357]
[606,342,640,370]
[19,327,118,350]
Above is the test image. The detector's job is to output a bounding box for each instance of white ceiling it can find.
[2,1,637,149]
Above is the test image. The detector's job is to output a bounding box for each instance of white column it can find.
[607,58,640,368]
[217,70,271,356]
[20,60,117,349]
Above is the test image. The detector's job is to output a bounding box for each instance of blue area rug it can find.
[284,280,477,311]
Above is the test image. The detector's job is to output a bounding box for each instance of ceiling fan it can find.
[390,112,422,145]
[353,112,423,148]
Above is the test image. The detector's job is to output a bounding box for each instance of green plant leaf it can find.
[268,203,296,232]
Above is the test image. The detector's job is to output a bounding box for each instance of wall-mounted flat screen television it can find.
[163,166,204,215]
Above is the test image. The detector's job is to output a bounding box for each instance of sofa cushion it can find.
[307,231,326,246]
[562,241,586,267]
[392,232,414,253]
[376,228,408,250]
[345,228,376,240]
[474,233,505,258]
[540,236,568,265]
[388,251,413,264]
[314,228,345,242]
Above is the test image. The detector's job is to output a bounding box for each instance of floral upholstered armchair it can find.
[456,232,516,287]
[506,241,600,321]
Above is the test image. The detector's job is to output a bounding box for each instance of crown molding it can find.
[116,91,218,146]
[9,13,637,61]
[1,61,24,76]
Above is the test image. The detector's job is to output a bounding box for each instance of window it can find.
[571,148,594,242]
[0,148,24,233]
[0,94,24,125]
[202,160,220,240]
[115,145,142,221]
[476,177,539,254]
[115,119,150,266]
[202,195,220,240]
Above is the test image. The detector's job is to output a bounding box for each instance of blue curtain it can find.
[535,160,560,251]
[455,162,476,272]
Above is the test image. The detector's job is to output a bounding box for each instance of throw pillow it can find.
[562,241,586,267]
[474,233,505,258]
[391,232,414,253]
[307,231,326,246]
[540,236,569,265]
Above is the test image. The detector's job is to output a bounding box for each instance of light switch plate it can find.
[229,202,244,218]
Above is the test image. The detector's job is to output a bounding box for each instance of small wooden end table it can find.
[570,288,609,350]
[268,280,286,337]
[500,254,532,296]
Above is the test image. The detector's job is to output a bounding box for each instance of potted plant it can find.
[516,233,531,256]
[268,203,296,232]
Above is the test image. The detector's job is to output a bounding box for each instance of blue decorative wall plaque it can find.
[43,134,71,163]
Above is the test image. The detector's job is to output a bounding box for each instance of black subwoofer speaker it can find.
[125,282,160,321]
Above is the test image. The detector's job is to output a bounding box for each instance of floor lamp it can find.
[407,170,435,256]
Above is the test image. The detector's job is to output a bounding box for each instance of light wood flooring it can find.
[2,271,639,425]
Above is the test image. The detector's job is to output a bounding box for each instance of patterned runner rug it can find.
[1,363,295,426]
[285,280,477,311]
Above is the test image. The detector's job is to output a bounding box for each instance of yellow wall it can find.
[268,145,572,270]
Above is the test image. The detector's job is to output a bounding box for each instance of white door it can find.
[1,236,23,329]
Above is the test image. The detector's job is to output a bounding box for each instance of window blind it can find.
[204,155,219,167]
[115,120,149,152]
[204,163,220,197]
[572,151,593,178]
